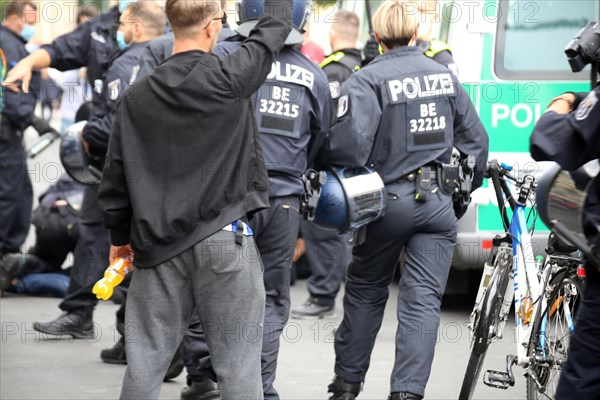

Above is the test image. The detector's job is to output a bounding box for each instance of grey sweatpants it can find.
[119,230,265,400]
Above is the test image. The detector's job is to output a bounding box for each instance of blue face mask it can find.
[119,0,131,13]
[116,31,130,50]
[20,24,36,42]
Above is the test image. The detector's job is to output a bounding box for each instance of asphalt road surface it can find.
[0,127,531,400]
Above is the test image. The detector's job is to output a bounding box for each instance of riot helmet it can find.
[235,0,310,45]
[312,166,386,232]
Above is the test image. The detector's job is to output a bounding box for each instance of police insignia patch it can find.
[337,95,349,118]
[575,90,597,121]
[108,79,120,101]
[94,79,103,94]
[129,65,140,85]
[328,81,341,99]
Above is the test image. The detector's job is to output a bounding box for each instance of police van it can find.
[328,0,599,270]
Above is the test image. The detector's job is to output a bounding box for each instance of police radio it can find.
[454,155,476,219]
[300,169,327,221]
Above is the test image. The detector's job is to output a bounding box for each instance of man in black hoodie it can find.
[98,0,293,399]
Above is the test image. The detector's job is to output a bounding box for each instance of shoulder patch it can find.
[337,95,349,118]
[94,79,103,94]
[129,65,140,85]
[575,90,598,121]
[108,79,120,101]
[328,81,341,99]
[90,31,106,44]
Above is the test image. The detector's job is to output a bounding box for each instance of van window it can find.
[495,0,599,80]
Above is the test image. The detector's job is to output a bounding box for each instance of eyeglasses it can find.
[203,11,226,30]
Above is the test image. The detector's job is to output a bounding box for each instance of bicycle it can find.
[459,160,585,400]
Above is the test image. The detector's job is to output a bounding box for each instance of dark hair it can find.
[4,0,37,19]
[76,5,99,24]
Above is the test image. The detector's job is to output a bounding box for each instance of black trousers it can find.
[59,184,110,312]
[556,267,600,400]
[333,182,457,397]
[0,124,32,255]
[299,220,352,303]
[183,196,300,400]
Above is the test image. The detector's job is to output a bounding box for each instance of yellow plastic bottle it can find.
[92,258,132,300]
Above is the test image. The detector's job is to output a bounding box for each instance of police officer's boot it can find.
[100,336,127,364]
[388,392,423,400]
[180,375,220,400]
[328,376,361,400]
[0,253,25,292]
[32,308,94,339]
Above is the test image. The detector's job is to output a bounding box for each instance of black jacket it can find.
[83,41,148,161]
[320,46,488,189]
[1,26,40,131]
[215,40,332,198]
[98,16,292,268]
[320,48,362,91]
[42,6,121,109]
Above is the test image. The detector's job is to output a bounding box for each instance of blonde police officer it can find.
[321,2,488,399]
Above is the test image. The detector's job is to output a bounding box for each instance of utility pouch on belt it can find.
[415,166,435,202]
[437,164,460,195]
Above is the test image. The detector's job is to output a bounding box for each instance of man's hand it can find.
[2,59,34,93]
[546,93,576,115]
[109,244,134,265]
[264,0,293,25]
[79,130,91,156]
[1,49,52,93]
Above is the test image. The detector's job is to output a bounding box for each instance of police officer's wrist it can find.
[547,93,575,114]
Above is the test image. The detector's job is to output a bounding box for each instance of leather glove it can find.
[30,116,57,136]
[264,0,293,25]
[362,37,380,66]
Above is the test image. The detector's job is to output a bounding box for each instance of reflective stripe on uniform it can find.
[425,39,451,58]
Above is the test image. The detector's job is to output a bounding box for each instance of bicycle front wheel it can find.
[459,245,513,400]
[526,271,585,399]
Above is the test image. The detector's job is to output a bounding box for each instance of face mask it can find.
[20,24,36,42]
[118,0,131,13]
[116,31,130,50]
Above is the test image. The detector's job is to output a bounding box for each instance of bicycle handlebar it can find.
[486,160,536,231]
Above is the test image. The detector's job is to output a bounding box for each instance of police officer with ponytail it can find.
[321,2,488,399]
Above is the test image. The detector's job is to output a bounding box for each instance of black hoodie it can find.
[98,16,291,268]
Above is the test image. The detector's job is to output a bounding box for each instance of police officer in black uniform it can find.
[74,1,166,363]
[292,9,361,319]
[320,2,488,399]
[3,0,125,338]
[0,1,40,257]
[530,78,600,400]
[203,1,331,398]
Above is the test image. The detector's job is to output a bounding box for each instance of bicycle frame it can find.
[488,163,541,367]
[506,204,542,367]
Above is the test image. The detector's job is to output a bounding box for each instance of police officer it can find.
[531,85,600,400]
[2,0,127,338]
[0,1,40,257]
[72,1,166,363]
[291,10,361,319]
[321,2,488,399]
[186,1,331,398]
[414,0,458,76]
[0,174,83,297]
